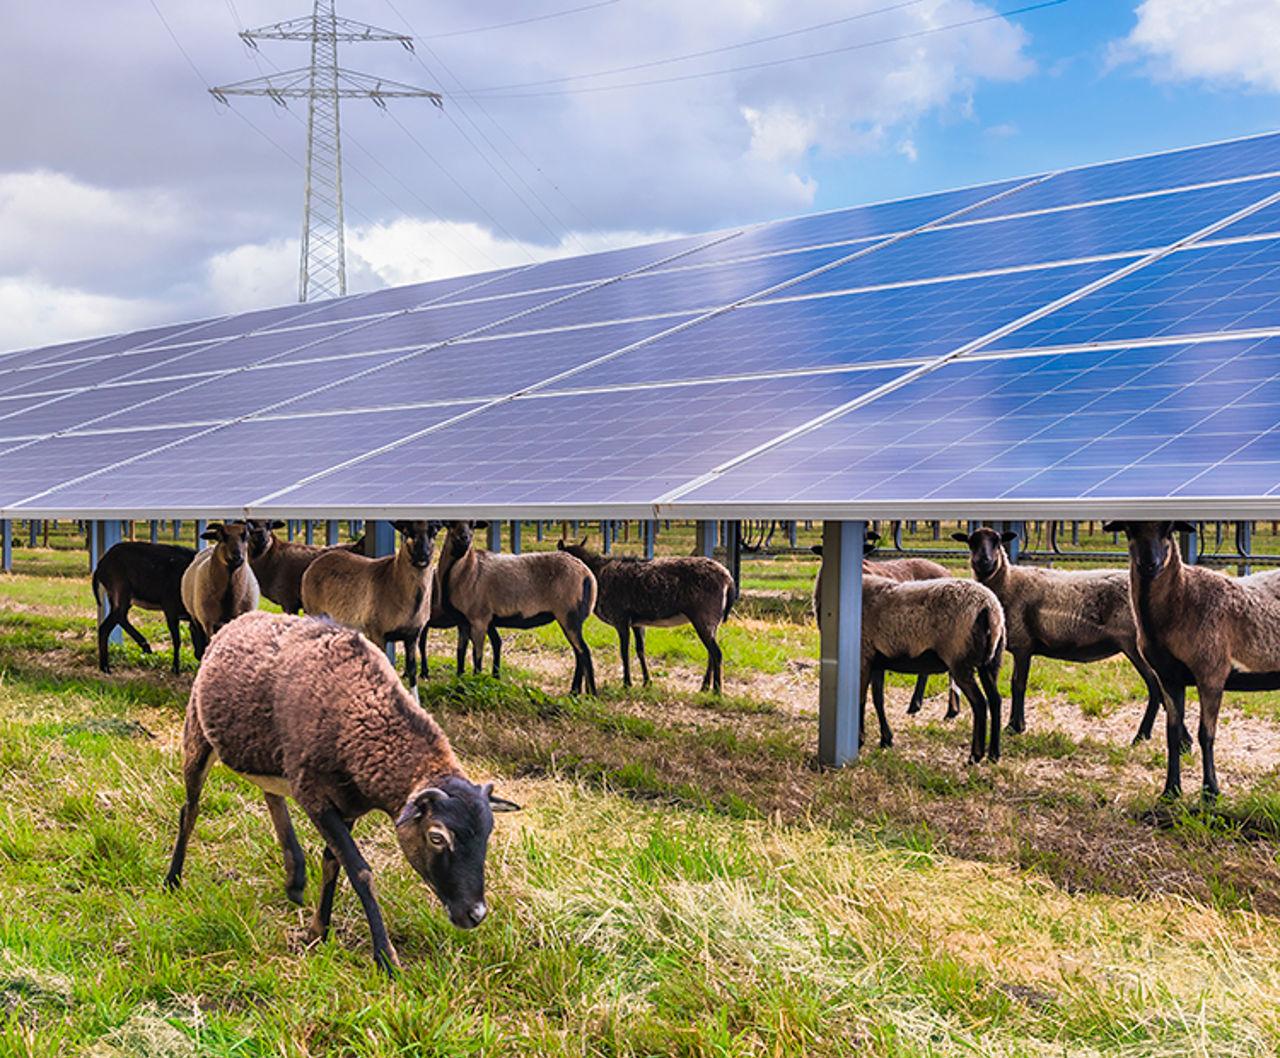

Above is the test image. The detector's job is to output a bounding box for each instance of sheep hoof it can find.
[879,736,893,749]
[286,886,305,906]
[967,753,984,766]
[1004,721,1025,736]
[163,873,181,892]
[1131,730,1151,745]
[141,644,153,654]
[906,701,921,715]
[1179,730,1194,755]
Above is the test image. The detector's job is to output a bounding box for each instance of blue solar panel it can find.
[543,259,1123,390]
[0,427,205,508]
[962,133,1280,221]
[677,336,1280,505]
[280,316,696,416]
[262,368,907,509]
[276,268,523,327]
[1215,202,1280,240]
[781,179,1280,301]
[15,406,475,512]
[0,380,204,441]
[988,238,1280,351]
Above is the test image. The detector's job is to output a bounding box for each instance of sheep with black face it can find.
[180,521,260,660]
[164,611,520,973]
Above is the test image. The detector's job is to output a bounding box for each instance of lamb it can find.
[92,541,196,674]
[300,521,439,689]
[163,611,520,973]
[436,521,598,695]
[1103,521,1280,800]
[953,526,1181,747]
[812,536,958,721]
[858,574,1006,762]
[556,537,736,693]
[179,522,260,660]
[417,568,530,680]
[244,519,361,614]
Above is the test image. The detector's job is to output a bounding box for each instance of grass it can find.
[5,525,1280,1053]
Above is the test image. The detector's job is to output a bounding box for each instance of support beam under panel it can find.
[818,520,865,768]
[695,520,718,558]
[510,521,522,554]
[1179,523,1199,565]
[326,520,340,547]
[1,520,11,573]
[366,520,398,663]
[96,520,124,645]
[487,521,502,552]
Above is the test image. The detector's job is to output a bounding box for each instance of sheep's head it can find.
[951,527,1017,580]
[443,520,486,558]
[202,522,251,571]
[394,775,520,929]
[244,519,285,559]
[392,521,442,569]
[555,536,591,560]
[1102,521,1195,581]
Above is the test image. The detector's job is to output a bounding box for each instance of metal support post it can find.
[728,521,742,588]
[367,520,397,663]
[1002,520,1025,563]
[305,520,314,545]
[326,520,340,546]
[29,520,39,547]
[95,521,124,644]
[195,520,208,549]
[488,521,502,552]
[818,520,865,767]
[1,520,11,573]
[536,521,544,542]
[645,520,656,559]
[602,520,612,553]
[149,520,159,544]
[788,520,798,548]
[696,520,718,558]
[1179,523,1199,565]
[1238,520,1253,577]
[510,521,522,554]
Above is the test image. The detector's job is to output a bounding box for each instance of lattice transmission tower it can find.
[212,1,442,302]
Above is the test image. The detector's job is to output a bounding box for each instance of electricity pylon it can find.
[212,1,442,302]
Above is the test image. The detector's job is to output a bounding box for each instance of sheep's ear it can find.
[270,520,286,530]
[578,536,589,548]
[426,520,444,535]
[950,532,971,544]
[1100,521,1124,533]
[556,540,567,550]
[201,528,220,542]
[1000,531,1020,544]
[473,520,489,530]
[1172,521,1197,534]
[865,529,880,543]
[810,545,823,556]
[395,786,448,826]
[391,520,412,535]
[488,794,522,813]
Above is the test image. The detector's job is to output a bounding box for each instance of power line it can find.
[422,0,622,41]
[473,0,930,93]
[470,0,1069,98]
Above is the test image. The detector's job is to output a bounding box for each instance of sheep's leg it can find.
[470,622,488,676]
[1007,652,1031,734]
[455,624,469,677]
[618,622,633,687]
[308,845,341,944]
[264,793,307,904]
[488,626,502,678]
[190,622,208,662]
[164,721,215,891]
[692,621,723,694]
[979,660,1002,763]
[871,669,892,749]
[165,608,184,675]
[312,808,400,974]
[858,661,873,751]
[401,635,419,689]
[1129,651,1191,751]
[906,674,929,715]
[1161,683,1187,800]
[944,681,960,720]
[561,616,596,696]
[418,625,430,680]
[954,671,988,765]
[633,626,651,686]
[97,610,119,673]
[1196,682,1224,803]
[116,610,153,655]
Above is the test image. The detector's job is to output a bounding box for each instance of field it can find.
[3,522,1280,1056]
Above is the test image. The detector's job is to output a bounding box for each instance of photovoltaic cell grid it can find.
[6,130,1280,515]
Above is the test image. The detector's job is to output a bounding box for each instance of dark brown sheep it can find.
[163,611,520,973]
[557,538,736,693]
[245,519,359,614]
[92,541,196,674]
[300,521,440,689]
[438,522,597,695]
[180,522,260,660]
[1104,521,1280,800]
[953,526,1180,747]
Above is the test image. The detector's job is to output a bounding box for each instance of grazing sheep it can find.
[812,538,958,720]
[859,574,1006,762]
[1103,521,1280,800]
[952,526,1179,746]
[180,522,260,660]
[300,521,439,689]
[163,611,520,973]
[92,541,196,674]
[437,521,598,695]
[556,537,736,693]
[245,520,361,614]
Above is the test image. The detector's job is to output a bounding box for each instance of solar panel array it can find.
[5,130,1280,520]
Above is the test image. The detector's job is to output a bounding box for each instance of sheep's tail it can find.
[722,580,738,623]
[981,603,1005,667]
[91,566,103,607]
[575,575,594,629]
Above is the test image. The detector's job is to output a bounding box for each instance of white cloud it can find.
[1115,0,1280,92]
[0,278,162,353]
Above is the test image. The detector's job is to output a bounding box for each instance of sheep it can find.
[556,537,736,693]
[179,522,260,660]
[300,521,439,690]
[417,568,535,680]
[436,521,598,696]
[952,526,1182,747]
[92,541,196,674]
[858,574,1006,762]
[812,536,958,723]
[1103,521,1280,800]
[244,520,363,614]
[163,611,520,973]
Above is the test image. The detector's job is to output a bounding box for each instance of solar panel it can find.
[0,380,204,442]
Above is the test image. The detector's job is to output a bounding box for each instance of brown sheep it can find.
[179,522,260,660]
[245,519,360,614]
[1103,521,1280,800]
[953,526,1182,748]
[300,521,440,689]
[437,521,598,695]
[812,538,958,723]
[859,574,1006,762]
[557,537,736,693]
[163,611,520,973]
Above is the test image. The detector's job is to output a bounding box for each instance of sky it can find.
[1,0,1278,352]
